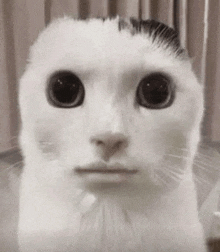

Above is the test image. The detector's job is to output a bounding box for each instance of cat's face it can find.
[19,18,204,200]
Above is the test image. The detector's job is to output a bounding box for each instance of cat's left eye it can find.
[47,71,85,108]
[136,73,175,109]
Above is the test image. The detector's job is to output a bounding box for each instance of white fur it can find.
[18,17,206,251]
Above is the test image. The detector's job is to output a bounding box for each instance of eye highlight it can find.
[136,73,175,109]
[47,71,84,108]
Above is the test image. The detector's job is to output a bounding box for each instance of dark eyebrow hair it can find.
[118,18,185,58]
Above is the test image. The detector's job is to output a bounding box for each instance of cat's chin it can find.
[73,169,179,199]
[74,172,139,196]
[73,177,168,211]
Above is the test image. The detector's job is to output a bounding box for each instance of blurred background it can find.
[1,0,220,153]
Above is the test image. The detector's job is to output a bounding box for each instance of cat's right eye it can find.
[136,73,175,109]
[47,71,85,108]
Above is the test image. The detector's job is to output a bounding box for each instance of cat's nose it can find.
[90,133,129,161]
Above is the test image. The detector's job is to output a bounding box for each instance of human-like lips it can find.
[74,162,138,175]
[74,162,138,183]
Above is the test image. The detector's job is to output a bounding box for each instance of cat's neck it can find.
[18,167,206,252]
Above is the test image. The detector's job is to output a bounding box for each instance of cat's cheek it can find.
[128,118,190,189]
[34,125,62,161]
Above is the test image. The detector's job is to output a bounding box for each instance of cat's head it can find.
[19,17,204,198]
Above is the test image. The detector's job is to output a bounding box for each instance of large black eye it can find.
[47,71,84,108]
[136,73,174,109]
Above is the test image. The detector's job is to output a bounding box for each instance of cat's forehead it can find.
[29,17,187,70]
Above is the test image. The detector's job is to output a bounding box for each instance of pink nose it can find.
[90,132,129,161]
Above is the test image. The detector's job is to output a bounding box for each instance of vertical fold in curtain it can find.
[150,0,174,27]
[116,0,139,18]
[203,0,220,141]
[174,0,187,48]
[50,0,79,20]
[0,0,18,152]
[89,0,109,17]
[140,0,150,19]
[0,0,12,152]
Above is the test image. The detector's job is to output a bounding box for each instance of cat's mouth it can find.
[74,162,138,183]
[75,168,138,174]
[74,162,138,174]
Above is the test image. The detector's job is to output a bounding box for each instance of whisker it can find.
[194,156,217,164]
[166,145,189,152]
[166,151,220,174]
[8,161,23,168]
[166,153,190,160]
[0,161,23,177]
[166,153,187,159]
[164,164,185,175]
[194,158,216,168]
[193,159,220,171]
[193,161,220,173]
[196,150,220,159]
[154,169,175,187]
[163,167,184,181]
[194,176,212,186]
[154,163,186,188]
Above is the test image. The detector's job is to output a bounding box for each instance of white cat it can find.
[18,17,207,251]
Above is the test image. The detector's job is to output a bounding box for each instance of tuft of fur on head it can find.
[119,18,185,57]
